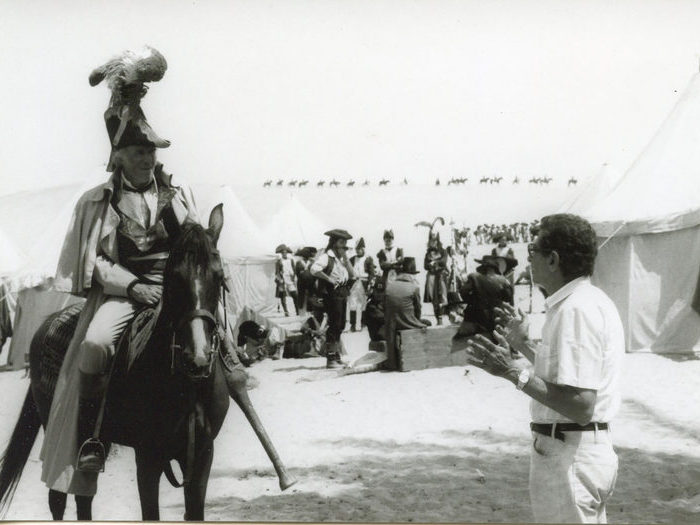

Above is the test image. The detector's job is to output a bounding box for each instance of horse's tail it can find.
[0,387,42,513]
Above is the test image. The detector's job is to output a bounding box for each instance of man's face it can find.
[384,237,393,249]
[356,247,365,257]
[118,145,156,183]
[527,235,550,289]
[334,238,348,256]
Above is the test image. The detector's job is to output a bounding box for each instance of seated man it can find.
[383,257,430,370]
[453,255,515,346]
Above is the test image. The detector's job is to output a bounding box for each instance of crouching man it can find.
[466,214,624,523]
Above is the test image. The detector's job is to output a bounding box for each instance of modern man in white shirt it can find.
[466,213,624,523]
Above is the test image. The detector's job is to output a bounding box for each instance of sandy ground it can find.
[0,244,699,522]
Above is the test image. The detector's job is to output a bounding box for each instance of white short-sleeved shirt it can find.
[530,277,625,424]
[310,250,348,283]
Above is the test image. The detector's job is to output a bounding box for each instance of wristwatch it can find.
[516,368,531,391]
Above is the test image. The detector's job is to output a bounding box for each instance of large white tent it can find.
[583,72,700,354]
[262,194,329,249]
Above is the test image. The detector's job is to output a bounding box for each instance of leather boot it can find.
[76,371,108,473]
[349,311,357,332]
[325,342,344,369]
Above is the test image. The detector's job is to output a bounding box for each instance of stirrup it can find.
[76,438,106,473]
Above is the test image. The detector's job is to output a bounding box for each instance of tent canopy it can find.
[262,194,329,249]
[0,227,26,278]
[192,184,275,260]
[585,73,700,238]
[558,163,623,216]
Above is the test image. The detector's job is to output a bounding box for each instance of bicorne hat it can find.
[356,237,366,250]
[383,229,394,240]
[275,244,293,254]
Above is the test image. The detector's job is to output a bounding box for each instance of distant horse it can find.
[542,176,552,185]
[263,180,272,187]
[287,180,297,187]
[317,180,325,187]
[490,176,503,184]
[329,179,340,187]
[346,180,355,187]
[276,180,284,186]
[568,177,578,186]
[479,177,489,184]
[298,180,309,187]
[379,179,390,186]
[0,207,233,521]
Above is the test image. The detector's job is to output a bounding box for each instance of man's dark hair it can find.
[537,214,597,280]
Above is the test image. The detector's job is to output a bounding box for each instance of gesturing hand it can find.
[130,283,163,305]
[494,302,529,348]
[465,332,518,378]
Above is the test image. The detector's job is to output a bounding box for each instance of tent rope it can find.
[598,221,627,250]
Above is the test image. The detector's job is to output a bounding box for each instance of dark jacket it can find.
[458,271,513,337]
[384,274,428,369]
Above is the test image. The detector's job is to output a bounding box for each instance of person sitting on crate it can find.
[383,257,430,370]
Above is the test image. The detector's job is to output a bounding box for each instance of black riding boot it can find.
[76,371,107,473]
[349,311,357,331]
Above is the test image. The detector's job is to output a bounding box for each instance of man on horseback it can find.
[41,47,202,495]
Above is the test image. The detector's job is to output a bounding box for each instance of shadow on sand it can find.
[193,429,700,523]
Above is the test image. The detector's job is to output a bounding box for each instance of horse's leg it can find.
[182,442,213,521]
[74,495,93,521]
[135,449,162,521]
[48,489,66,520]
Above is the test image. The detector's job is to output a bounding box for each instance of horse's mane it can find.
[161,222,223,320]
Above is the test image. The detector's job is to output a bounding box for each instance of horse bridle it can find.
[170,305,221,381]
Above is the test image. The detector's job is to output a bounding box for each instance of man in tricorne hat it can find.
[39,48,244,504]
[275,244,297,317]
[294,246,318,315]
[310,229,357,368]
[451,255,514,349]
[347,237,376,332]
[383,257,430,370]
[377,229,403,286]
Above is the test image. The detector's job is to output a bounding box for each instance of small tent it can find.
[262,194,329,249]
[583,71,700,354]
[192,184,278,319]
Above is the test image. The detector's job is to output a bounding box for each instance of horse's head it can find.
[163,204,225,381]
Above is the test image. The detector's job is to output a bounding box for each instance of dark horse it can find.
[0,205,232,521]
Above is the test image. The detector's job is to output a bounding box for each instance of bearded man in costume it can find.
[40,47,242,499]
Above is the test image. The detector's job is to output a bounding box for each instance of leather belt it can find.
[530,422,608,442]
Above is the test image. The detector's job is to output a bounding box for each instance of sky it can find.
[3,0,700,195]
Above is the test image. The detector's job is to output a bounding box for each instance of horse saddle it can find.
[39,302,160,395]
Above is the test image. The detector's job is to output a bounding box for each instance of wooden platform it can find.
[396,324,468,372]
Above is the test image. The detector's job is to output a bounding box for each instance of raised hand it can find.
[494,302,529,347]
[465,332,518,378]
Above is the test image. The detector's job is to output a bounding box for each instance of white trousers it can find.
[529,428,618,523]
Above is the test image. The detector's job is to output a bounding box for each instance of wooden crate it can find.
[397,324,469,372]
